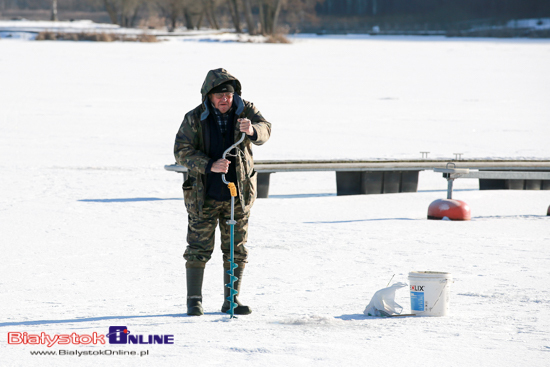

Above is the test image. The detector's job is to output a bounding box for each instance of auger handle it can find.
[221,133,246,185]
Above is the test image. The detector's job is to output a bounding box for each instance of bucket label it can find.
[410,291,425,311]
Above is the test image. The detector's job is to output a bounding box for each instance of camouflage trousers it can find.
[184,197,249,268]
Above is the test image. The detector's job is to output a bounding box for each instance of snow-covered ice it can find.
[0,34,549,366]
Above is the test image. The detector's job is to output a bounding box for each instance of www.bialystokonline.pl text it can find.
[30,350,150,357]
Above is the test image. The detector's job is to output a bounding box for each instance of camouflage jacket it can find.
[174,68,271,216]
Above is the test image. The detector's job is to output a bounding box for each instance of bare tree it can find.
[225,0,241,32]
[51,0,58,20]
[182,2,194,29]
[152,0,204,31]
[121,0,143,27]
[154,0,183,31]
[258,0,282,35]
[203,0,220,29]
[103,0,119,23]
[242,0,255,34]
[102,0,144,27]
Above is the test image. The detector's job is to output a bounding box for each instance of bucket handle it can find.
[415,279,449,314]
[430,279,447,311]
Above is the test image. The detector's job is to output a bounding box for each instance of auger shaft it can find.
[221,133,245,319]
[225,183,238,318]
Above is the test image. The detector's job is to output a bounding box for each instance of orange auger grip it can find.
[228,182,237,197]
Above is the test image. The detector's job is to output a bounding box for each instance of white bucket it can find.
[408,271,452,317]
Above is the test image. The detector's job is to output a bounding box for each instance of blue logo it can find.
[106,326,131,344]
[106,326,174,345]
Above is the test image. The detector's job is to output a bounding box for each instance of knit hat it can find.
[210,81,235,94]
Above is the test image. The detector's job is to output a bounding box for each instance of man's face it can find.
[209,92,233,114]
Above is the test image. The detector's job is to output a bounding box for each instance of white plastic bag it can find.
[363,282,408,317]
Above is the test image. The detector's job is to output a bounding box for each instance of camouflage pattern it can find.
[184,197,250,267]
[174,68,271,216]
[200,68,242,101]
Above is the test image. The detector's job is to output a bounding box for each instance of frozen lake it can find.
[1,34,549,366]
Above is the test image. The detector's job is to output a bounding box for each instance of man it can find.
[174,68,271,316]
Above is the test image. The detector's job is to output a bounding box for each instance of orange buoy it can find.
[428,199,471,221]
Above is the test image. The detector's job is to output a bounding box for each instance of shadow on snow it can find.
[267,193,336,199]
[78,198,182,203]
[0,313,233,327]
[305,218,419,224]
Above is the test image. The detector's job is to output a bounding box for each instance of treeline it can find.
[0,0,322,35]
[317,0,550,22]
[2,0,549,33]
[146,0,321,35]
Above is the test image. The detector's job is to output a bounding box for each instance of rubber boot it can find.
[222,264,252,315]
[186,267,204,316]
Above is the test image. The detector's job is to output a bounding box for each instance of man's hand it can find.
[238,118,254,136]
[211,158,230,173]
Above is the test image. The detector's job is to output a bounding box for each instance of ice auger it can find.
[221,132,246,318]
